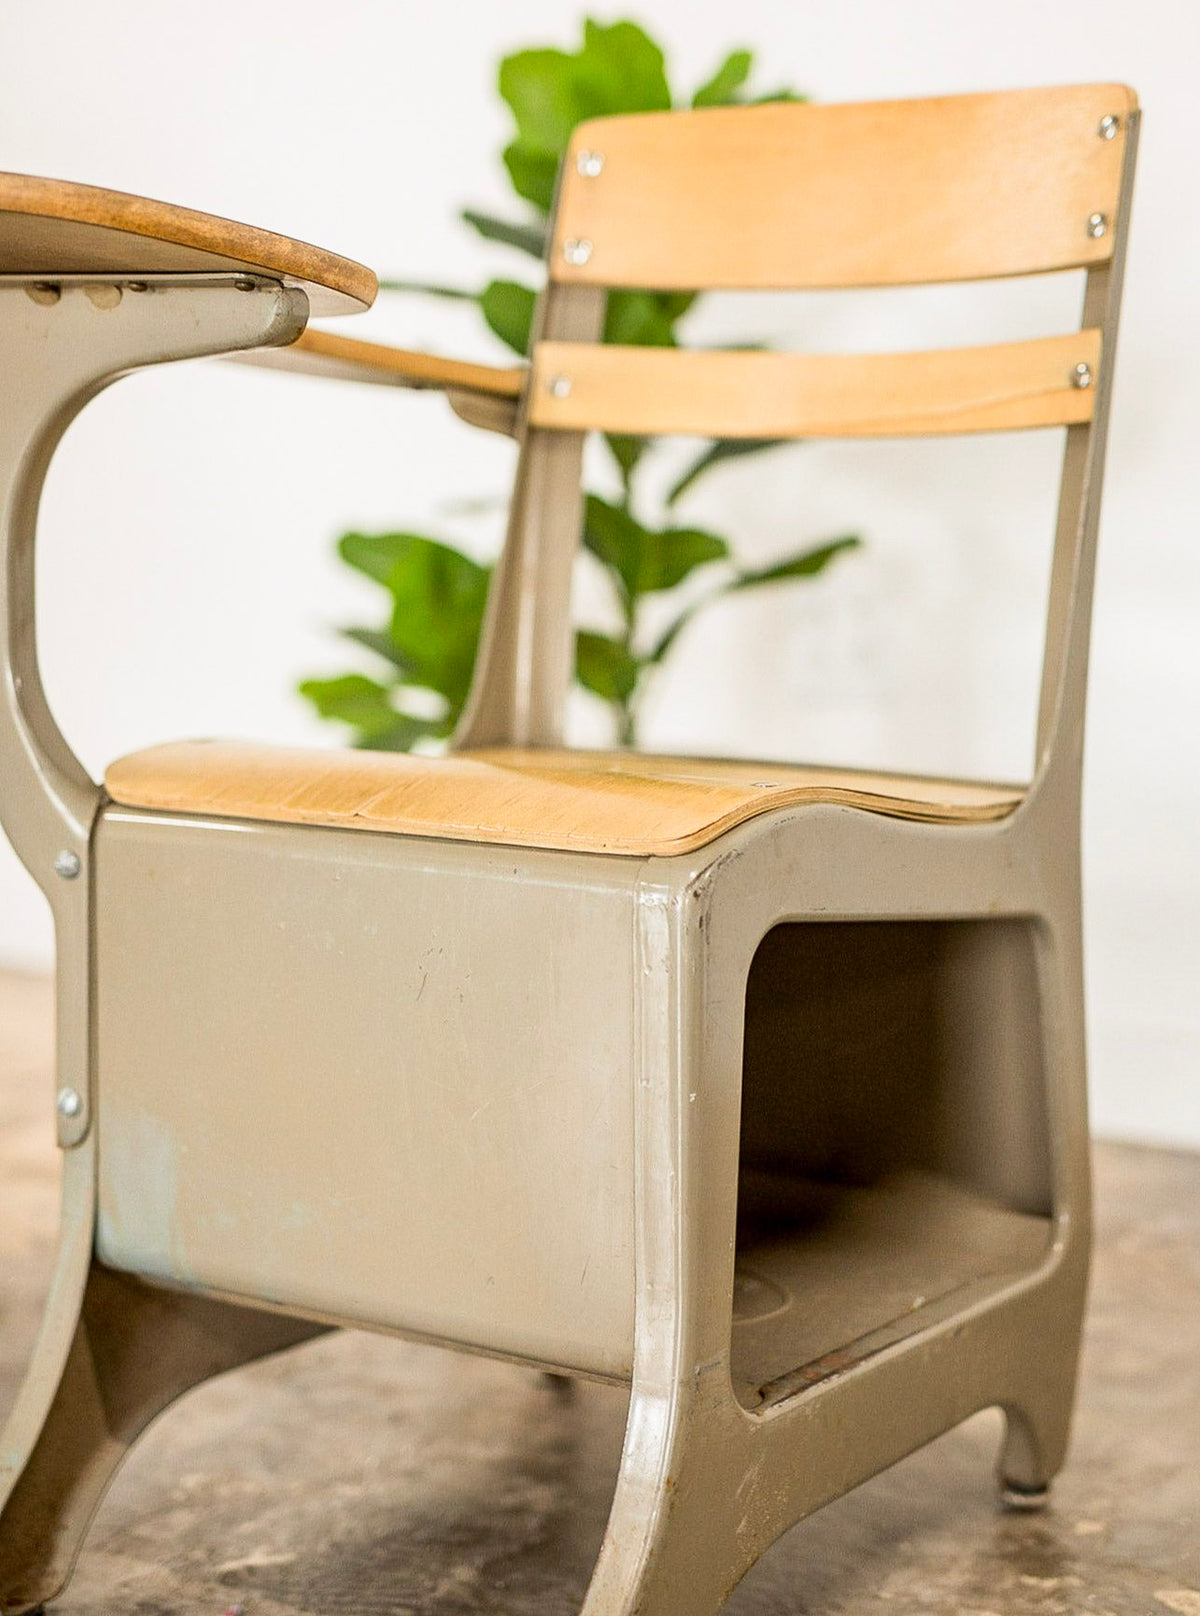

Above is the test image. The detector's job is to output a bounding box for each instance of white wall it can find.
[1,0,1196,1143]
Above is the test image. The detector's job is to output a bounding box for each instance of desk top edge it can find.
[0,171,377,315]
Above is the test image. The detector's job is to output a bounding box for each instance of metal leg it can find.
[0,275,312,1615]
[997,1390,1074,1508]
[0,1259,323,1614]
[578,1367,752,1616]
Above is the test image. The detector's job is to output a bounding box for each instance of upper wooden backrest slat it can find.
[0,173,376,316]
[528,331,1101,439]
[551,86,1136,291]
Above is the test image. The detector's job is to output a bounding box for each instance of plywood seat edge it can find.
[104,740,1026,858]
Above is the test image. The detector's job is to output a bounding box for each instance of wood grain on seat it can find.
[0,172,375,316]
[104,741,1023,858]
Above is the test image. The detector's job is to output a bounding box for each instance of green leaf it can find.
[666,437,790,506]
[646,537,862,667]
[297,674,443,751]
[753,88,808,105]
[335,532,492,714]
[341,625,413,673]
[645,606,700,668]
[355,714,450,752]
[582,494,642,599]
[338,530,420,587]
[479,278,538,356]
[730,535,860,591]
[604,289,695,348]
[642,526,730,592]
[501,140,561,212]
[603,433,650,483]
[383,540,492,711]
[461,208,548,258]
[497,21,672,212]
[692,48,753,107]
[577,20,671,115]
[499,49,583,155]
[298,672,393,725]
[575,631,640,702]
[583,494,729,600]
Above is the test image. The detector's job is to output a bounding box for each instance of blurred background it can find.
[0,0,1195,1142]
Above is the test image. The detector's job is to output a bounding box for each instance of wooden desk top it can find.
[0,172,375,315]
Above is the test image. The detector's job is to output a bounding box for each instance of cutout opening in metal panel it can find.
[732,917,1052,1411]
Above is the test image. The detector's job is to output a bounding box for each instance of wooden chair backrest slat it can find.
[551,86,1136,291]
[528,331,1102,440]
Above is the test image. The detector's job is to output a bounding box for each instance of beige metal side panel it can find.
[93,810,640,1379]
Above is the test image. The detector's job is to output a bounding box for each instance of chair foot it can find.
[999,1480,1052,1512]
[0,1260,324,1614]
[997,1392,1073,1506]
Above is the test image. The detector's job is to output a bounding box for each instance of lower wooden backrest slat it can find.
[528,331,1101,440]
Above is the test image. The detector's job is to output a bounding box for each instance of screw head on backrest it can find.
[1098,114,1120,140]
[562,238,594,266]
[1071,362,1093,390]
[1086,212,1108,239]
[576,150,605,178]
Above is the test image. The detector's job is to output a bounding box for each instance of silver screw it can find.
[56,1087,82,1120]
[234,277,257,291]
[1098,114,1120,141]
[54,849,81,880]
[1086,212,1108,239]
[548,374,573,399]
[576,149,605,178]
[1070,362,1093,389]
[562,237,593,267]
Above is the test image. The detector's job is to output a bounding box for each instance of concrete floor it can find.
[2,969,1199,1615]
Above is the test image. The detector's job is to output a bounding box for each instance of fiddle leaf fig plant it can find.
[300,19,860,749]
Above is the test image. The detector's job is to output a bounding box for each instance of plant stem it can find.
[376,278,478,299]
[615,566,640,746]
[612,452,645,741]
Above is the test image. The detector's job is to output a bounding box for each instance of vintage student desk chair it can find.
[0,85,1137,1615]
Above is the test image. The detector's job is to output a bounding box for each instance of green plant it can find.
[300,19,860,750]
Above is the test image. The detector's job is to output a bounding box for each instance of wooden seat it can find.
[105,741,1023,858]
[0,171,375,314]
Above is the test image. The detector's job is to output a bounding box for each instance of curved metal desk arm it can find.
[0,274,307,1147]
